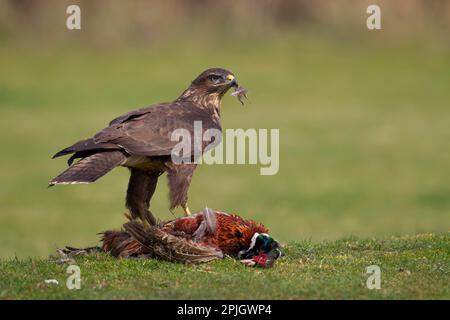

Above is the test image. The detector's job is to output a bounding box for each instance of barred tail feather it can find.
[49,151,126,186]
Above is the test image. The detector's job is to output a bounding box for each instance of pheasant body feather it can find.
[98,208,281,267]
[161,211,269,256]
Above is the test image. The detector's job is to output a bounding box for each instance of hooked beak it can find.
[227,74,238,88]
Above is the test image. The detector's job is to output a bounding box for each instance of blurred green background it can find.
[0,0,449,258]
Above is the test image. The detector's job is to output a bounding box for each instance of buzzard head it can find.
[191,68,238,95]
[177,68,243,105]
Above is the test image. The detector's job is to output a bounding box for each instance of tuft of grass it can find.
[0,233,448,299]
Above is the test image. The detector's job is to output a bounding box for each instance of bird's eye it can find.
[209,75,222,83]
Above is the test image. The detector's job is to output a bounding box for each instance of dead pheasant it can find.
[98,208,282,267]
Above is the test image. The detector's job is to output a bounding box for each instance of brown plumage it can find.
[50,68,240,225]
[159,210,268,256]
[98,208,281,267]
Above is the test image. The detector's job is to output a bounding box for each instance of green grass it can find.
[0,233,448,299]
[0,32,449,299]
[1,36,450,258]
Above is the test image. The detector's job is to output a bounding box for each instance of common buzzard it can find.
[50,68,239,226]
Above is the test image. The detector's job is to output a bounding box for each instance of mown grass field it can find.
[0,33,449,299]
[1,233,448,299]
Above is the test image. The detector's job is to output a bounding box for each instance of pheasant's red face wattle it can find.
[253,253,268,266]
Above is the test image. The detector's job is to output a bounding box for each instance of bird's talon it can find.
[184,207,191,216]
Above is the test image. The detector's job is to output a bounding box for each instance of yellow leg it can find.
[140,217,151,229]
[183,206,191,216]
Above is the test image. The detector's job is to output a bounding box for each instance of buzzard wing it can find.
[94,102,221,157]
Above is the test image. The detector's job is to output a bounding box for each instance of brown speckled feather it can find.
[93,102,221,158]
